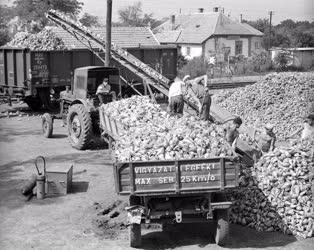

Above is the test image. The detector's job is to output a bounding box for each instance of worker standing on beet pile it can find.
[254,123,276,154]
[168,77,186,117]
[183,74,213,121]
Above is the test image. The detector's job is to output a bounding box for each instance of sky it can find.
[80,0,314,24]
[1,0,313,24]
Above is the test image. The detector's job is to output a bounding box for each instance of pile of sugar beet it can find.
[215,72,314,140]
[228,139,313,238]
[5,27,66,50]
[102,92,313,239]
[102,96,235,162]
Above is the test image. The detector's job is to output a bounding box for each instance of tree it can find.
[292,32,314,47]
[117,1,161,28]
[244,18,314,48]
[79,13,100,27]
[243,18,269,33]
[12,0,83,31]
[0,5,14,46]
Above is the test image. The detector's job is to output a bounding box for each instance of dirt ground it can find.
[0,106,314,249]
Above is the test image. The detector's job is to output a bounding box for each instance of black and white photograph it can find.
[0,0,313,249]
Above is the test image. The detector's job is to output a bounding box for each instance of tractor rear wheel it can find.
[67,104,92,150]
[42,113,53,138]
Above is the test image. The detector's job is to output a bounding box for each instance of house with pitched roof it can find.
[154,10,264,61]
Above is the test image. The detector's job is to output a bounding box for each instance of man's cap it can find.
[182,75,191,82]
[265,123,274,130]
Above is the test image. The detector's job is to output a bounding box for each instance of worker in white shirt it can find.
[168,77,186,117]
[96,78,111,104]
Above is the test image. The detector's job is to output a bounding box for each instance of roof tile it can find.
[154,12,263,44]
[50,26,160,49]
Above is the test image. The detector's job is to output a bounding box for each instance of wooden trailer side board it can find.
[114,157,239,196]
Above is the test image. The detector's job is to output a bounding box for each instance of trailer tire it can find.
[42,113,53,138]
[129,195,142,248]
[67,104,92,150]
[214,209,229,246]
[129,224,141,248]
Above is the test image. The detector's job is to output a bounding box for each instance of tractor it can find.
[42,66,121,150]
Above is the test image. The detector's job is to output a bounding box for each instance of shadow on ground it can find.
[70,181,89,193]
[141,223,297,249]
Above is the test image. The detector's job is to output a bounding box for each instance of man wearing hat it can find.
[254,123,276,154]
[96,77,111,104]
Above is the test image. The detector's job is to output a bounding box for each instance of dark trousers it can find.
[169,95,184,115]
[200,96,211,120]
[97,93,112,104]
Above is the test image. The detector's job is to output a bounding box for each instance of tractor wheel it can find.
[67,104,92,150]
[42,113,53,138]
[214,209,230,246]
[129,195,142,248]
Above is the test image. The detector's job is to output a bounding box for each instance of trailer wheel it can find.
[42,113,53,138]
[129,223,141,248]
[67,104,92,150]
[214,209,229,246]
[129,195,141,248]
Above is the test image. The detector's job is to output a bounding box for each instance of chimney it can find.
[171,15,175,30]
[198,8,204,13]
[213,7,219,12]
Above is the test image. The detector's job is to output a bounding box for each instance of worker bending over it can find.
[168,77,186,117]
[224,117,243,149]
[254,123,276,154]
[287,115,314,141]
[183,74,213,121]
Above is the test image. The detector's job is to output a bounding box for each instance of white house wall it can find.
[180,45,202,59]
[204,36,263,58]
[251,36,263,55]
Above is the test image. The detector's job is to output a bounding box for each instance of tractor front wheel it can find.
[67,104,92,150]
[42,113,53,138]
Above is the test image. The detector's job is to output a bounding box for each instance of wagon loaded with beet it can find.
[99,97,241,247]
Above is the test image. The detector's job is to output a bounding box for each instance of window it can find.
[186,47,191,56]
[235,40,243,55]
[255,41,260,49]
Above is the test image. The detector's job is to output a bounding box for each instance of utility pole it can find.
[105,0,112,67]
[240,14,243,23]
[268,11,274,50]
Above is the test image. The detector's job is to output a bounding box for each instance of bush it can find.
[248,51,272,72]
[274,50,291,71]
[178,57,207,78]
